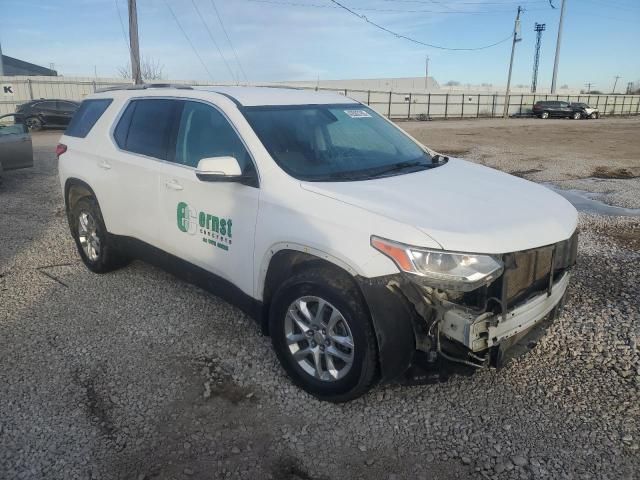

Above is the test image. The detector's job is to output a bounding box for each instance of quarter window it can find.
[174,101,252,172]
[65,99,112,138]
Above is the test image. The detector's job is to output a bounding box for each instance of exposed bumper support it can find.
[440,272,570,352]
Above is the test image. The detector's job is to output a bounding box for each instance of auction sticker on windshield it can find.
[344,109,371,118]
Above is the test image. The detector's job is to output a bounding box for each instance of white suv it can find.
[58,85,578,401]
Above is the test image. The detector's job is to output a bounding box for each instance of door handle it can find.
[98,160,111,170]
[164,180,184,191]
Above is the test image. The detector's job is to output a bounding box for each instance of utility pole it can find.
[550,0,566,94]
[531,23,546,93]
[128,0,143,85]
[425,56,430,90]
[584,82,593,94]
[503,6,523,118]
[611,75,620,94]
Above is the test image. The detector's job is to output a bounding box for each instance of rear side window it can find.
[114,99,179,160]
[65,99,112,138]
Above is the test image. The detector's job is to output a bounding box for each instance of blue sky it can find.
[1,0,639,90]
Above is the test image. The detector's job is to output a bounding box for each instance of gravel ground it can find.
[1,125,639,480]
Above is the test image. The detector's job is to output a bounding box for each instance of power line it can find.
[164,0,215,81]
[246,0,547,14]
[114,0,131,55]
[327,0,514,50]
[383,0,547,5]
[190,0,237,83]
[210,0,249,83]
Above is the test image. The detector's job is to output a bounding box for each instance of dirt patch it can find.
[510,168,543,177]
[606,227,640,250]
[271,456,326,480]
[436,148,471,157]
[592,167,637,179]
[71,369,117,440]
[197,356,256,405]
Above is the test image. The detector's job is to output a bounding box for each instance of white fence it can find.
[2,76,639,119]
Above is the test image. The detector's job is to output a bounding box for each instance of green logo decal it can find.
[176,201,197,234]
[176,201,233,252]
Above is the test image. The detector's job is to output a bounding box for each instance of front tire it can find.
[572,111,582,120]
[590,112,598,119]
[540,111,550,119]
[70,197,129,273]
[269,269,378,402]
[25,116,43,131]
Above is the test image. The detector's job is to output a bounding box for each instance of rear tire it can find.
[540,111,550,119]
[69,197,129,273]
[269,268,378,402]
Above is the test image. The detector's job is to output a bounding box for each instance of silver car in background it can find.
[0,114,33,178]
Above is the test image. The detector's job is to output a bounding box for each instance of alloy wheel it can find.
[284,296,355,381]
[78,211,101,262]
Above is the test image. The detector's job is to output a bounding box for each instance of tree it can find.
[118,57,165,81]
[444,80,460,86]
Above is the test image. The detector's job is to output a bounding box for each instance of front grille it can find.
[502,231,578,308]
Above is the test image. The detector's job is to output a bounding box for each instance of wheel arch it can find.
[64,178,99,217]
[260,247,417,382]
[260,247,364,335]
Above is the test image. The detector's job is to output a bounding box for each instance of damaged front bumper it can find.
[441,272,570,353]
[357,233,577,380]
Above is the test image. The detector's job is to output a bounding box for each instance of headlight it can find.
[371,236,503,292]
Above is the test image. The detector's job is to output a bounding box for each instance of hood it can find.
[300,159,578,254]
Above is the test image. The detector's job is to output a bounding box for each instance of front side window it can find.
[66,99,112,138]
[243,104,434,181]
[115,99,179,160]
[36,101,56,110]
[57,101,79,112]
[0,115,26,136]
[174,101,252,172]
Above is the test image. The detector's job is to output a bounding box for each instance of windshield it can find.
[242,104,434,181]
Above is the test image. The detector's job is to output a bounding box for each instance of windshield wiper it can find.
[366,160,429,178]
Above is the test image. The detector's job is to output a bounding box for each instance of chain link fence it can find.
[2,77,639,119]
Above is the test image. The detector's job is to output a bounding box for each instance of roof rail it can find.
[96,83,193,93]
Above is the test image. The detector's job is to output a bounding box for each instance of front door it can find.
[37,101,61,126]
[157,100,260,296]
[0,115,33,171]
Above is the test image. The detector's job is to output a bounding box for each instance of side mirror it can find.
[195,156,242,182]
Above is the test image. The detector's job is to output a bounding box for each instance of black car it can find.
[532,100,583,120]
[15,99,80,130]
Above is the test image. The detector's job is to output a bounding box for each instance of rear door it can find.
[156,99,260,295]
[0,114,33,171]
[107,98,182,245]
[557,101,572,117]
